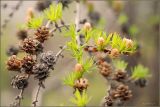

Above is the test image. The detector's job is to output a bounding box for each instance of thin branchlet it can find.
[49,24,70,34]
[32,82,42,107]
[75,1,82,46]
[32,45,66,107]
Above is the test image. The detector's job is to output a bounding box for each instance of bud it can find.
[83,22,92,31]
[110,48,120,58]
[123,38,133,48]
[97,37,105,46]
[74,63,83,72]
[26,7,34,22]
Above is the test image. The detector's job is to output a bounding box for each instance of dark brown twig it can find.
[54,45,66,62]
[14,89,24,107]
[49,24,70,34]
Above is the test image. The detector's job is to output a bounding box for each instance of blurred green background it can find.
[0,0,159,106]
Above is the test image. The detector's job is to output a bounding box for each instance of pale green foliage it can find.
[64,25,83,62]
[105,33,113,47]
[44,3,62,22]
[63,72,82,87]
[82,58,94,73]
[111,32,137,53]
[64,24,76,40]
[70,89,91,106]
[63,58,94,87]
[118,13,128,25]
[27,16,44,29]
[91,29,112,50]
[67,41,83,62]
[113,59,128,70]
[92,29,105,42]
[131,64,151,80]
[80,29,94,43]
[111,33,123,51]
[80,27,108,44]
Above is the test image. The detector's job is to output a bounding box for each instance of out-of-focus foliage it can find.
[118,13,128,25]
[129,25,139,36]
[113,59,128,70]
[131,64,151,80]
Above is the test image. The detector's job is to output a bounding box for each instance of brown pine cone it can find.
[103,96,113,106]
[111,84,132,101]
[35,26,50,43]
[74,78,88,92]
[113,70,127,82]
[21,55,36,74]
[20,38,43,54]
[98,61,112,77]
[7,55,21,71]
[40,51,55,68]
[11,74,28,89]
[32,63,50,81]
